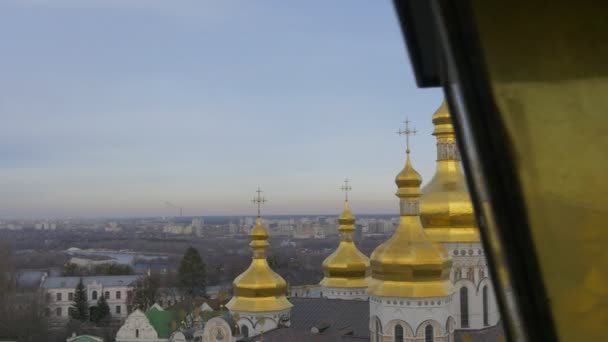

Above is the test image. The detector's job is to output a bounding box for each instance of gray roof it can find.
[244,298,505,342]
[41,275,140,289]
[250,297,370,342]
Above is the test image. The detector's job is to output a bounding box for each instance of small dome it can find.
[395,154,422,189]
[432,99,453,136]
[369,149,453,298]
[226,218,292,312]
[420,99,480,243]
[320,200,370,289]
[338,200,356,226]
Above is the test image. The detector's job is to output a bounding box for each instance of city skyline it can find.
[0,0,444,219]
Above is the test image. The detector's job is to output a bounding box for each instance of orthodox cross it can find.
[340,179,352,202]
[397,118,417,154]
[252,187,267,217]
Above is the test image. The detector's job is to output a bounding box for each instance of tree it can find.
[70,278,89,322]
[129,275,158,310]
[178,247,207,300]
[62,262,79,276]
[95,264,133,276]
[91,295,110,326]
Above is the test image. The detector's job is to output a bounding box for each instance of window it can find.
[56,307,62,317]
[92,290,98,300]
[460,287,469,328]
[394,324,404,342]
[241,325,249,338]
[45,293,51,302]
[116,305,121,314]
[136,329,139,338]
[425,325,434,342]
[68,292,73,301]
[116,291,121,299]
[56,292,62,301]
[105,291,110,299]
[483,286,489,326]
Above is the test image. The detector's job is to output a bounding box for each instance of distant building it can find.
[104,222,122,233]
[162,223,192,235]
[35,222,56,230]
[40,275,139,322]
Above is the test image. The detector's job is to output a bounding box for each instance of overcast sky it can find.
[0,0,444,219]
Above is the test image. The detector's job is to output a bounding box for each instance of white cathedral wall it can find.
[444,242,500,330]
[369,294,455,342]
[321,286,368,300]
[232,308,291,338]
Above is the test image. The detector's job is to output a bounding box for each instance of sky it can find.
[0,0,444,219]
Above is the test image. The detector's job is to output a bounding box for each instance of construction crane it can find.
[164,201,183,217]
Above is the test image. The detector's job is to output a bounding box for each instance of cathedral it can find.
[116,100,503,341]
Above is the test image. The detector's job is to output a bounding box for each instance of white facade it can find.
[445,242,500,330]
[370,294,455,342]
[200,317,236,342]
[232,308,291,338]
[115,309,167,342]
[321,286,368,301]
[41,275,138,322]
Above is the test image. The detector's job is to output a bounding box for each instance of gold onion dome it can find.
[369,140,452,298]
[419,100,480,243]
[226,191,292,313]
[320,198,370,288]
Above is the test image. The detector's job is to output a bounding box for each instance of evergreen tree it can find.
[129,275,158,310]
[91,294,110,325]
[177,247,207,299]
[70,278,89,322]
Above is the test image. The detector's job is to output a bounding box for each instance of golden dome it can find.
[368,151,453,298]
[226,217,292,312]
[320,200,370,288]
[419,99,481,243]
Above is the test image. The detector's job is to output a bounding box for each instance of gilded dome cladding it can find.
[369,151,453,298]
[419,100,480,243]
[226,217,292,312]
[320,200,370,288]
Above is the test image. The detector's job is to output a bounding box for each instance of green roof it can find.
[145,306,177,338]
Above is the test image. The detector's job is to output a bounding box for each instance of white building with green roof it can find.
[115,305,178,342]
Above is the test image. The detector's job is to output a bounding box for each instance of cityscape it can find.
[0,1,507,342]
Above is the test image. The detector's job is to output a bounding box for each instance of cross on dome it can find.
[397,118,418,154]
[340,179,352,202]
[252,187,267,218]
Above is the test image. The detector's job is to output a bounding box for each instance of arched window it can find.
[483,285,489,326]
[460,287,469,328]
[241,325,249,338]
[375,319,382,342]
[136,329,139,338]
[92,290,98,300]
[394,324,404,342]
[425,325,434,342]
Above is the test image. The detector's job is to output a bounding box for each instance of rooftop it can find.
[40,275,140,289]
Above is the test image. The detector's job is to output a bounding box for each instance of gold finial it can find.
[252,187,267,218]
[397,118,418,154]
[340,179,352,202]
